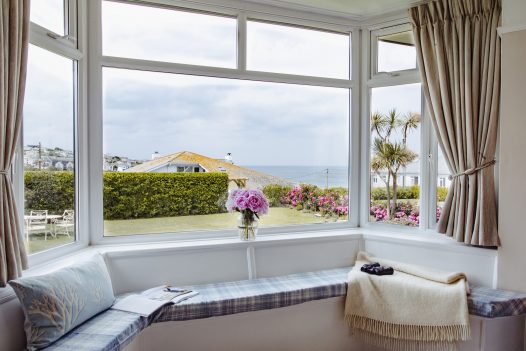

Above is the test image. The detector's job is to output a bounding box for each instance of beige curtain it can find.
[409,0,501,246]
[0,0,29,287]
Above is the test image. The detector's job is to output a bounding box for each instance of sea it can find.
[243,165,348,189]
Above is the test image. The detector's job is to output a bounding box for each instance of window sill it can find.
[361,227,498,257]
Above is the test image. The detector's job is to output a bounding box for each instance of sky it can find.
[24,0,423,167]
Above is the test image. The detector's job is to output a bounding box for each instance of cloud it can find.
[102,68,349,166]
[247,21,349,79]
[24,45,74,150]
[102,1,237,67]
[25,2,422,169]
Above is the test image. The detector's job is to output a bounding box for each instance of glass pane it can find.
[24,45,75,254]
[102,1,237,68]
[30,0,65,35]
[370,84,421,226]
[103,68,349,237]
[247,21,350,79]
[377,30,416,72]
[436,147,451,223]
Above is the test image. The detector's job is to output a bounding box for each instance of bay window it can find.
[19,0,455,261]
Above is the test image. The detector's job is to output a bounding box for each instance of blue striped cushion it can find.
[154,267,348,323]
[468,285,526,318]
[43,310,148,351]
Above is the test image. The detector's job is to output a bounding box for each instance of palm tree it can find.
[370,110,420,219]
[398,112,421,148]
[371,139,392,217]
[397,111,420,186]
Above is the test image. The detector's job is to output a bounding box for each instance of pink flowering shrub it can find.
[370,205,388,221]
[369,202,442,226]
[282,184,349,218]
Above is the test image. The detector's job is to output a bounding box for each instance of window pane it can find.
[102,1,237,68]
[30,0,65,35]
[370,84,421,226]
[436,147,451,223]
[247,21,350,79]
[103,68,349,237]
[24,45,76,254]
[377,30,416,72]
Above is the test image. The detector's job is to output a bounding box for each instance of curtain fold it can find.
[409,0,501,246]
[0,0,29,287]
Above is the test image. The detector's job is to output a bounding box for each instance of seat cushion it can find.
[42,310,147,351]
[153,267,526,322]
[468,285,526,318]
[153,267,348,323]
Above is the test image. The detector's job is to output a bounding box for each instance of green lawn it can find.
[104,207,333,236]
[27,208,340,253]
[27,232,74,254]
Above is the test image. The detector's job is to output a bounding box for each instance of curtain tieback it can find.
[448,159,496,180]
[0,170,9,175]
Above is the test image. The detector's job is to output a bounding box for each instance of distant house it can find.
[125,151,292,189]
[370,158,451,189]
[23,145,74,171]
[103,154,143,172]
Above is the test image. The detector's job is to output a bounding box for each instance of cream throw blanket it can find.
[345,252,470,342]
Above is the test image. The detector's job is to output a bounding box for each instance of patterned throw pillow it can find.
[9,254,115,350]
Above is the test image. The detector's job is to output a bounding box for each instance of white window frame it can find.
[15,0,89,266]
[19,0,452,263]
[369,22,418,80]
[88,0,361,245]
[360,17,441,233]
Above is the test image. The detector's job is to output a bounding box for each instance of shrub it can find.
[369,202,420,226]
[25,171,229,220]
[103,172,229,220]
[282,184,349,217]
[437,187,448,202]
[370,185,420,200]
[25,171,74,214]
[262,184,292,207]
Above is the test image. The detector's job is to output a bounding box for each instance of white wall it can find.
[502,0,526,27]
[104,233,362,293]
[496,0,526,292]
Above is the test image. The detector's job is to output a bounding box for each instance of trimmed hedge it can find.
[370,185,449,201]
[25,171,75,214]
[370,185,420,200]
[25,171,229,220]
[104,172,229,219]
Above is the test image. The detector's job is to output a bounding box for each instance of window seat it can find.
[41,267,526,351]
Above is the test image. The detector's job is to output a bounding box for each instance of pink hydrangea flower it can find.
[226,189,269,216]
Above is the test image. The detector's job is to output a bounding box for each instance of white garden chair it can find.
[26,210,52,242]
[53,210,74,237]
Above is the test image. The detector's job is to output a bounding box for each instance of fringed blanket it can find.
[345,252,470,343]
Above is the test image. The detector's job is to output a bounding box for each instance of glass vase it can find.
[237,212,259,241]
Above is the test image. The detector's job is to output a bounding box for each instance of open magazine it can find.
[111,285,199,316]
